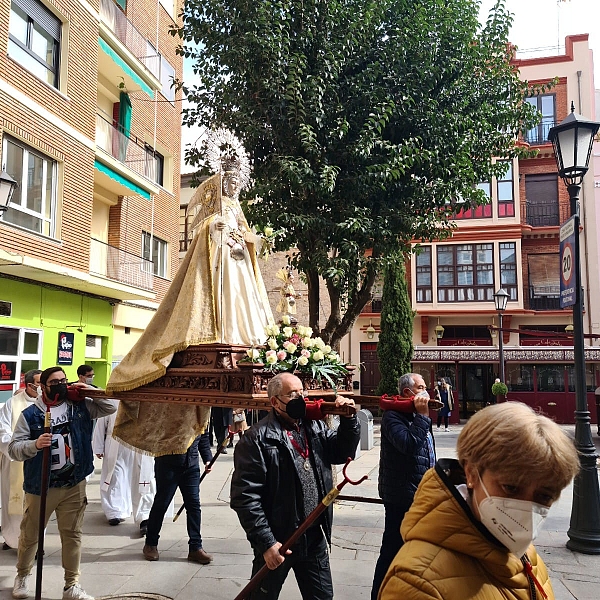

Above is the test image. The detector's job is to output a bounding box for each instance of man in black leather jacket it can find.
[231,372,360,600]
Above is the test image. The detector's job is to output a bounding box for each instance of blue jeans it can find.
[145,460,202,551]
[249,526,333,600]
[371,502,410,600]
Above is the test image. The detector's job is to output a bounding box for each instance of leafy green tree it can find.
[376,256,414,395]
[175,0,540,348]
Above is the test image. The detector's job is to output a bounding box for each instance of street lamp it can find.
[434,319,444,340]
[0,167,17,213]
[549,102,600,555]
[493,288,509,383]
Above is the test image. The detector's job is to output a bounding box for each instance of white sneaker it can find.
[62,584,94,600]
[444,428,449,432]
[13,574,31,599]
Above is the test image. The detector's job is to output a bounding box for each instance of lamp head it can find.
[548,102,600,187]
[366,321,376,340]
[494,288,509,312]
[0,167,17,213]
[434,323,445,340]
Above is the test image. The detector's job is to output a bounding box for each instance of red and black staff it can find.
[34,403,51,600]
[233,457,368,600]
[173,428,236,523]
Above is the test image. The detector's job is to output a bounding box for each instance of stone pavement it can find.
[0,422,599,599]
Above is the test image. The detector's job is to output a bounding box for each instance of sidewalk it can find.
[0,423,599,599]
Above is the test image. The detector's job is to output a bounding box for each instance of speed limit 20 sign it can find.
[560,216,577,308]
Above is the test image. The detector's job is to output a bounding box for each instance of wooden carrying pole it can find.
[233,458,368,600]
[34,405,51,600]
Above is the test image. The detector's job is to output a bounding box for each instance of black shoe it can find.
[108,518,124,526]
[227,441,233,448]
[3,542,12,550]
[220,448,228,454]
[139,520,148,536]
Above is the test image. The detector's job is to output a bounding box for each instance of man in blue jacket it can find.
[371,372,436,600]
[9,366,117,600]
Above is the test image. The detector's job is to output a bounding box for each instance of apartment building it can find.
[348,35,599,423]
[0,0,182,398]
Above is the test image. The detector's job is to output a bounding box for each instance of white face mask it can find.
[85,377,94,385]
[476,472,549,557]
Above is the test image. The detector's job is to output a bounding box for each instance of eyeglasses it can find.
[47,378,67,385]
[277,390,307,401]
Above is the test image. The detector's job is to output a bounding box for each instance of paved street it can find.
[0,421,599,599]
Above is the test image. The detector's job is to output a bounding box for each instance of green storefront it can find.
[0,278,113,402]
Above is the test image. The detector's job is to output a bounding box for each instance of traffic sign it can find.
[560,216,577,308]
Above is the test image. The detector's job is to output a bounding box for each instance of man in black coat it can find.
[230,372,360,600]
[371,372,436,600]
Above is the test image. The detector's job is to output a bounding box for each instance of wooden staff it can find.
[173,429,235,522]
[34,404,51,600]
[233,457,368,600]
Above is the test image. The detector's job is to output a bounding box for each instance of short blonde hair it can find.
[457,402,579,496]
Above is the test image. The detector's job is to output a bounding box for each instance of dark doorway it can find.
[459,364,494,418]
[360,342,381,395]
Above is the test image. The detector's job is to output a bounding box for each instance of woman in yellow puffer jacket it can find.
[379,402,580,600]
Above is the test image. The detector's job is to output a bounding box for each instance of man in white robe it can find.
[0,370,42,549]
[92,404,167,533]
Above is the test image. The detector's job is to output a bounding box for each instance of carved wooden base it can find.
[92,343,354,408]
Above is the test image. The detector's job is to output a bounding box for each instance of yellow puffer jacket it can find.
[379,459,553,600]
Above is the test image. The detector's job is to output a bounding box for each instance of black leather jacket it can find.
[230,409,360,555]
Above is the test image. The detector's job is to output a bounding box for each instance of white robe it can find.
[0,389,36,548]
[92,409,169,523]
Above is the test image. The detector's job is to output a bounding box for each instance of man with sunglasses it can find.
[231,371,360,600]
[0,370,42,550]
[9,366,116,600]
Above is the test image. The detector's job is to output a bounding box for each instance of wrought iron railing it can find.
[528,287,561,311]
[89,238,154,290]
[526,202,559,227]
[523,121,556,145]
[99,0,160,80]
[96,111,156,181]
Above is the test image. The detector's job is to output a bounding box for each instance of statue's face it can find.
[227,176,239,195]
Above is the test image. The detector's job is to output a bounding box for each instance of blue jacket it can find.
[378,409,435,506]
[9,395,117,495]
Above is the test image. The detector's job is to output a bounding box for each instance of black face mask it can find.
[47,383,68,403]
[282,395,307,420]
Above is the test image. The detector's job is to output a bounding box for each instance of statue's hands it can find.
[243,230,261,245]
[214,217,227,231]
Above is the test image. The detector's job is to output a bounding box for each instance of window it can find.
[437,244,494,302]
[525,95,555,144]
[525,173,559,227]
[416,246,432,302]
[506,364,534,392]
[0,327,42,402]
[528,253,560,310]
[537,364,565,392]
[497,161,514,217]
[145,144,164,186]
[9,0,61,88]
[454,182,492,219]
[142,231,167,278]
[499,242,517,300]
[1,135,57,236]
[159,55,175,103]
[567,364,595,392]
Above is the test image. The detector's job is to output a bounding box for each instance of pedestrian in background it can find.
[379,402,580,600]
[371,372,435,600]
[435,377,453,432]
[142,434,213,564]
[0,370,42,550]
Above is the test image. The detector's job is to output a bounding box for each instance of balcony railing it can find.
[526,202,559,227]
[529,287,561,311]
[90,238,154,290]
[96,111,156,182]
[523,121,556,145]
[99,0,160,80]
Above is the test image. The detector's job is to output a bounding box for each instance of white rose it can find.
[324,345,332,354]
[264,227,274,237]
[266,354,278,365]
[313,350,325,361]
[265,325,279,336]
[297,356,309,366]
[268,338,279,350]
[314,337,326,350]
[283,327,293,338]
[305,327,313,337]
[282,314,291,325]
[301,337,312,348]
[326,353,339,362]
[246,348,260,360]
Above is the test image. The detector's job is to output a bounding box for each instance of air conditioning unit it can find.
[85,335,102,359]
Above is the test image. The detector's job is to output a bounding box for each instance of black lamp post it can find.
[548,102,600,554]
[0,167,17,214]
[493,288,509,383]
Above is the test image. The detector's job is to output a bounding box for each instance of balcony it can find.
[529,287,561,311]
[90,238,154,291]
[525,202,559,227]
[100,0,160,78]
[523,121,556,145]
[361,299,383,314]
